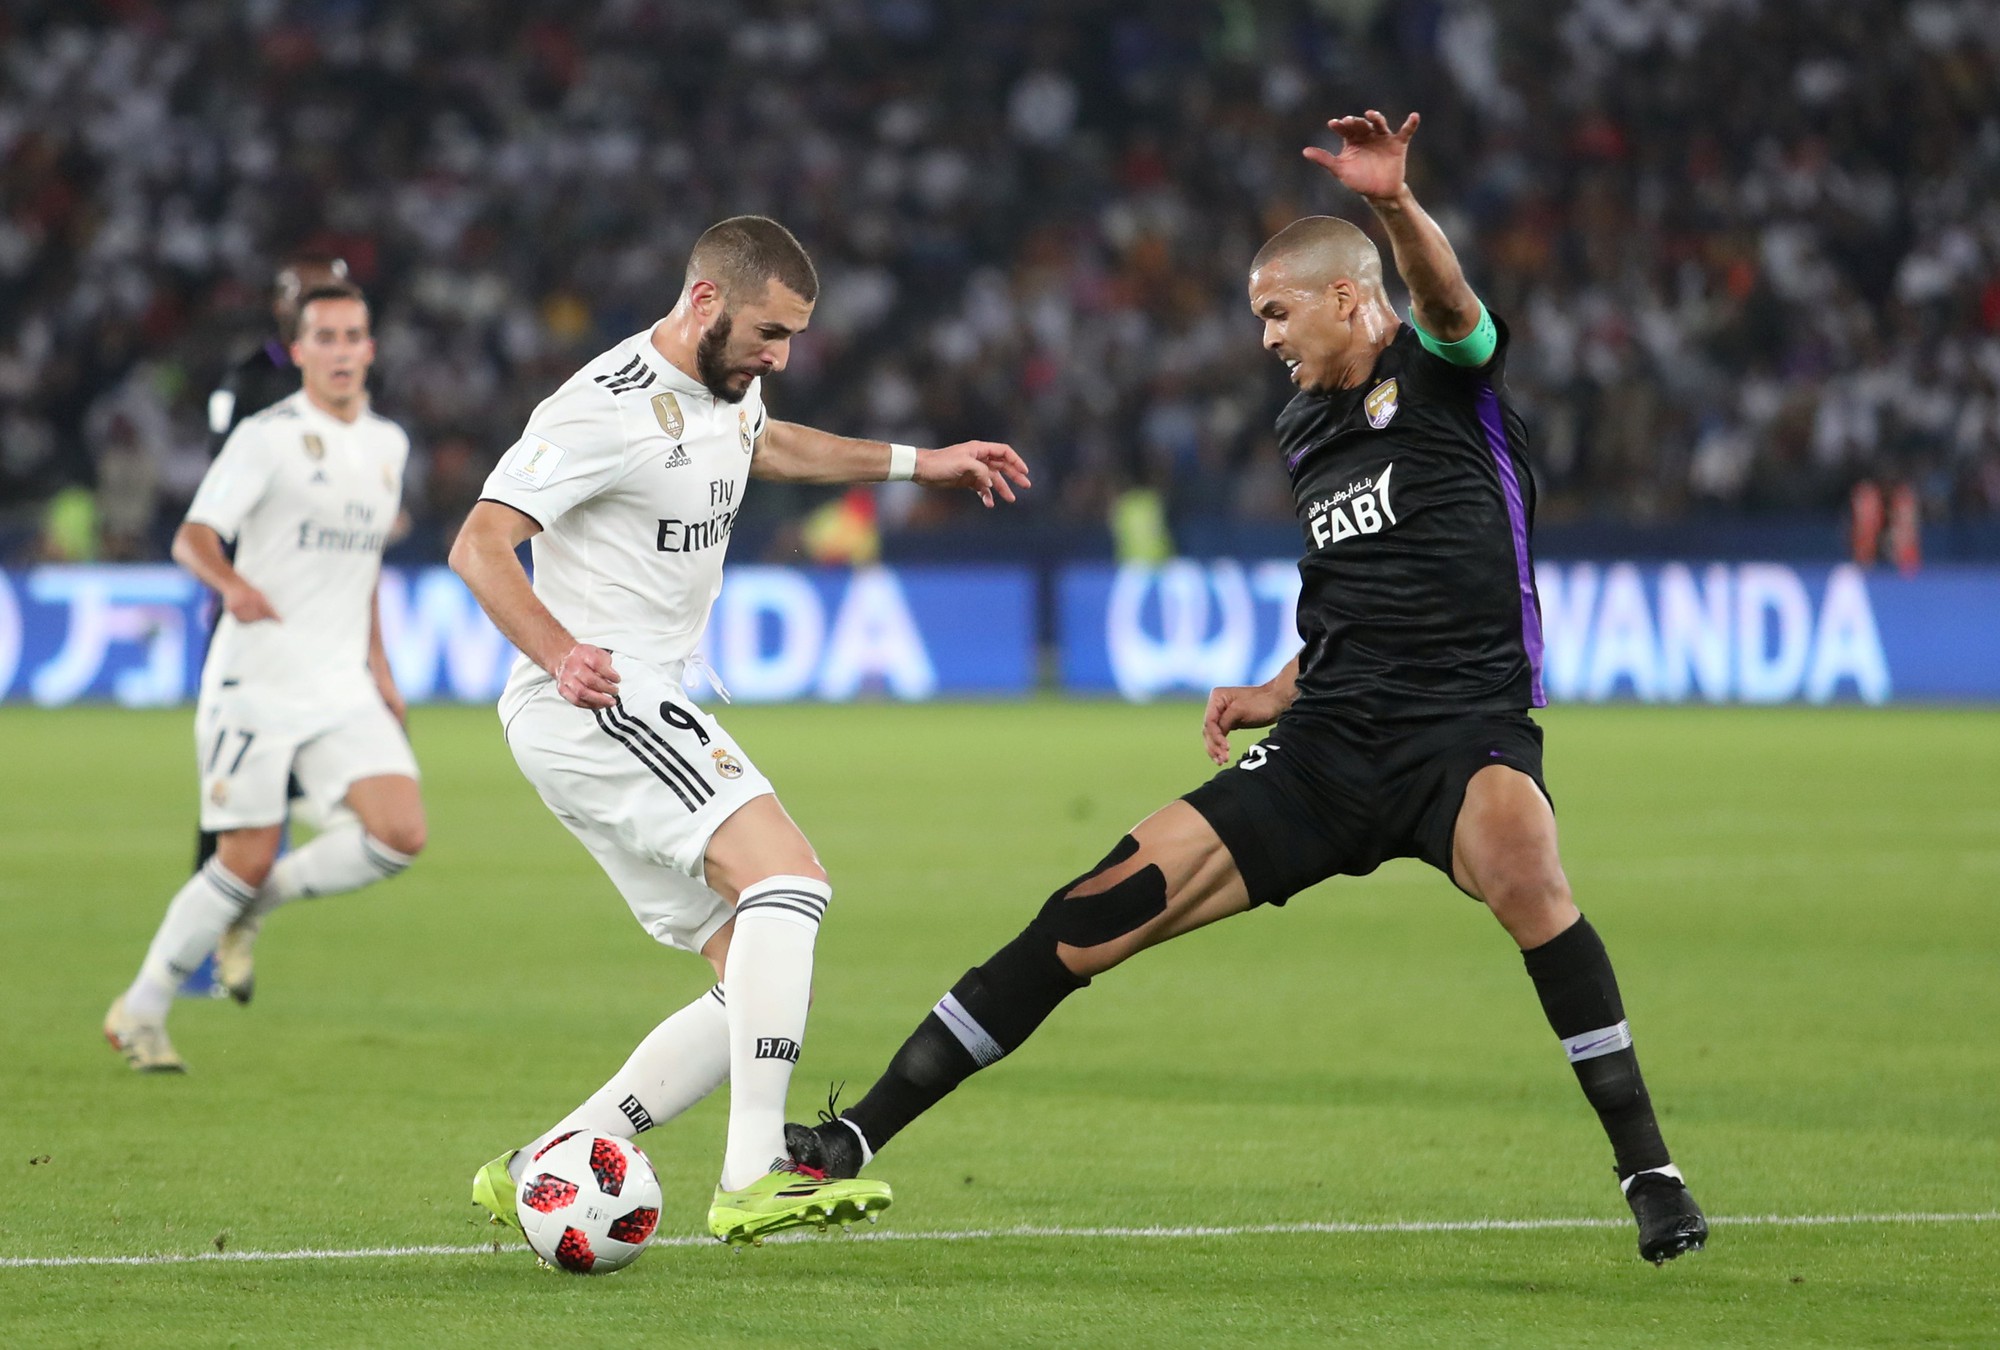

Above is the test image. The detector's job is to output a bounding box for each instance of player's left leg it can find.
[261,771,426,904]
[698,795,892,1242]
[1452,764,1706,1263]
[218,699,423,1002]
[794,800,1254,1178]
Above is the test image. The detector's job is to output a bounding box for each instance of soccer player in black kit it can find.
[789,111,1708,1264]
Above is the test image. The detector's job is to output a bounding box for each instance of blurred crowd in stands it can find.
[1,0,1996,562]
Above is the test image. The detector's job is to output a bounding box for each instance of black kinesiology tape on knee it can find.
[1028,834,1168,948]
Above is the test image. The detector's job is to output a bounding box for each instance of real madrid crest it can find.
[652,392,685,439]
[209,778,230,806]
[1364,379,1399,430]
[737,409,753,454]
[302,433,326,460]
[712,747,744,779]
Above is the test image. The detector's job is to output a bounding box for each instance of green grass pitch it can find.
[2,700,1996,1347]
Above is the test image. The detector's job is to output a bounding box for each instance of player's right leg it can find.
[790,800,1254,1178]
[107,824,280,1071]
[108,694,295,1070]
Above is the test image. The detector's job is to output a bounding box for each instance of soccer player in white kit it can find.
[105,285,427,1072]
[451,216,1030,1246]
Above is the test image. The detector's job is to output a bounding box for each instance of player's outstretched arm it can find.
[448,501,619,709]
[753,421,1031,508]
[1201,653,1302,765]
[1304,111,1483,347]
[171,522,278,623]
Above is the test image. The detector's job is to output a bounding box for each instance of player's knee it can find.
[1481,866,1571,936]
[215,835,279,889]
[1027,835,1168,951]
[220,855,275,890]
[370,818,427,859]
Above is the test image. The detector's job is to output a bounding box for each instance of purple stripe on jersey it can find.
[1474,380,1546,707]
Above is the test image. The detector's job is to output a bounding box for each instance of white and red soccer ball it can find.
[514,1130,662,1274]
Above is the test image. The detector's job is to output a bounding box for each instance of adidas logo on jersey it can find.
[663,445,691,469]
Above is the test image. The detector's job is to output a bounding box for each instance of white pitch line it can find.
[2,1211,1994,1270]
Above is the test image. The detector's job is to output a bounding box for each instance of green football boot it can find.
[471,1151,522,1233]
[708,1160,892,1247]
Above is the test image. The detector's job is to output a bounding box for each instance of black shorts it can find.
[1182,710,1550,909]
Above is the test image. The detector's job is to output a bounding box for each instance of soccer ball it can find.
[514,1130,663,1274]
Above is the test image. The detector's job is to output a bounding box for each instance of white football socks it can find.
[124,859,258,1022]
[718,875,830,1191]
[511,985,732,1183]
[247,824,414,920]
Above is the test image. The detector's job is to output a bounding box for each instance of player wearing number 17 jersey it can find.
[789,113,1708,1266]
[450,216,1030,1247]
[106,284,426,1073]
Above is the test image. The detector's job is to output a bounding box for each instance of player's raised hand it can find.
[223,581,280,624]
[1202,683,1289,766]
[915,441,1032,508]
[554,642,620,709]
[1304,110,1418,203]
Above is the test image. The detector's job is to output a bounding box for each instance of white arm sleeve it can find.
[185,421,276,542]
[478,381,628,528]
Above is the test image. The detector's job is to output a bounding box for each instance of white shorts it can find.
[196,683,419,832]
[502,660,775,955]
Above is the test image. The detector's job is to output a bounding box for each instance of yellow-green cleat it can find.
[471,1151,522,1233]
[708,1160,892,1247]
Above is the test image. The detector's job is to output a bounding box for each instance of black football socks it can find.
[843,928,1088,1153]
[1520,915,1673,1180]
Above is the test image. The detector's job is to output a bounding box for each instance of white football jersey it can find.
[480,329,765,712]
[187,391,408,706]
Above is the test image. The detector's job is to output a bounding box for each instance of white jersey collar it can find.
[632,327,711,400]
[291,388,373,431]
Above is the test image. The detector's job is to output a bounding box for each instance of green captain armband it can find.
[1411,301,1498,368]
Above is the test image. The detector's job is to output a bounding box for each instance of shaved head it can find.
[1247,216,1399,394]
[686,215,819,309]
[1250,216,1385,293]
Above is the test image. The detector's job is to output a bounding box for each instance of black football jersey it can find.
[207,340,301,456]
[1276,319,1545,720]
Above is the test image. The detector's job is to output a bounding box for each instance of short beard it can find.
[694,310,746,402]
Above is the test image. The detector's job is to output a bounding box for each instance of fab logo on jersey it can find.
[1306,464,1399,550]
